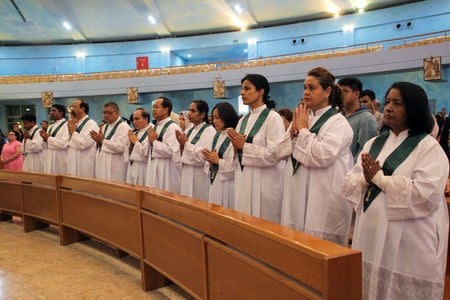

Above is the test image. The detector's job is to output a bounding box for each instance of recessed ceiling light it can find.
[234,4,243,14]
[244,49,248,53]
[334,13,340,18]
[358,8,364,13]
[62,21,72,30]
[147,16,156,24]
[355,0,366,9]
[160,47,170,53]
[328,2,339,14]
[241,26,247,32]
[76,51,86,58]
[187,54,192,58]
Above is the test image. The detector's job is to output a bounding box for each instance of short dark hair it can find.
[21,113,36,123]
[384,82,433,136]
[158,97,173,115]
[52,104,66,118]
[278,108,293,122]
[338,77,363,95]
[41,120,49,124]
[212,102,239,129]
[360,89,376,101]
[79,99,89,114]
[241,74,276,109]
[193,100,210,123]
[136,108,150,123]
[104,102,119,112]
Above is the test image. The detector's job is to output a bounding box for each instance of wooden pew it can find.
[139,187,362,299]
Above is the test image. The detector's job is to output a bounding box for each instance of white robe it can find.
[234,105,285,224]
[67,115,99,178]
[95,117,130,183]
[146,117,182,194]
[343,130,449,300]
[126,125,152,186]
[22,125,45,172]
[277,106,354,246]
[44,119,69,174]
[178,122,216,201]
[203,130,235,209]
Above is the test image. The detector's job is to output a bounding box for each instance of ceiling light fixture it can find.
[160,47,170,53]
[147,16,156,24]
[358,8,364,13]
[187,54,192,58]
[355,0,366,9]
[244,49,248,53]
[241,26,247,32]
[76,51,86,58]
[334,13,340,18]
[62,21,72,30]
[343,24,355,31]
[234,4,243,14]
[328,2,339,14]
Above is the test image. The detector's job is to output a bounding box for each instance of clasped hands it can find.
[361,153,382,184]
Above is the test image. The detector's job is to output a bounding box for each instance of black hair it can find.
[52,104,66,118]
[384,82,433,136]
[192,100,210,123]
[104,101,120,112]
[158,97,173,115]
[360,89,376,101]
[21,113,36,123]
[307,67,342,108]
[337,77,363,95]
[278,108,293,122]
[212,102,239,129]
[136,108,150,123]
[41,120,49,124]
[79,99,89,114]
[241,74,276,109]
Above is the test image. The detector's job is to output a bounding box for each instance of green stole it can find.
[98,119,124,152]
[363,131,427,212]
[186,123,211,145]
[130,128,149,166]
[209,131,231,184]
[75,117,91,133]
[237,107,271,171]
[48,120,67,137]
[151,120,174,160]
[291,107,339,175]
[29,127,39,139]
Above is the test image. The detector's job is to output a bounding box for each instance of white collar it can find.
[311,105,332,117]
[157,116,171,126]
[250,104,267,114]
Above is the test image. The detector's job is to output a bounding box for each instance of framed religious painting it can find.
[424,56,441,81]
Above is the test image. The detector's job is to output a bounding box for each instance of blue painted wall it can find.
[0,0,448,75]
[1,65,448,131]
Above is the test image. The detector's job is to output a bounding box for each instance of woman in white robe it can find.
[343,82,449,300]
[202,102,239,209]
[176,100,216,201]
[227,74,285,224]
[277,67,354,246]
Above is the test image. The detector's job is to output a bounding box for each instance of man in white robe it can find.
[67,99,99,178]
[146,97,182,194]
[40,104,69,174]
[21,113,45,172]
[91,102,130,183]
[176,100,216,201]
[126,108,152,186]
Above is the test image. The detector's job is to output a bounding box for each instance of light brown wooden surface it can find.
[0,171,361,299]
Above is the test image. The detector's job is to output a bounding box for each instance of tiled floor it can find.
[0,218,193,300]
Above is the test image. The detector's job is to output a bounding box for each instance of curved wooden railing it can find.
[0,30,448,85]
[0,170,361,299]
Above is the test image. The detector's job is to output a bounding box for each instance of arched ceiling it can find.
[0,0,419,45]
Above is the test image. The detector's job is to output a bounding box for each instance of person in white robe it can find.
[202,102,239,209]
[343,82,449,300]
[179,111,193,134]
[91,102,130,183]
[227,74,285,224]
[40,104,69,174]
[176,100,216,201]
[146,97,182,193]
[277,67,354,246]
[126,108,152,186]
[21,113,45,172]
[67,99,99,178]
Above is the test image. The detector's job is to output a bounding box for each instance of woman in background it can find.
[1,131,23,171]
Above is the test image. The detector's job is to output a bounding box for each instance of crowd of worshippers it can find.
[0,67,449,299]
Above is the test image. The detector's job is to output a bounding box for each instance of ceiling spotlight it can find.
[160,47,170,53]
[187,54,192,58]
[234,4,243,14]
[147,16,156,24]
[244,49,248,53]
[241,26,247,32]
[328,2,339,14]
[76,51,86,58]
[334,13,340,18]
[343,24,355,31]
[358,8,364,13]
[355,0,366,9]
[62,21,72,30]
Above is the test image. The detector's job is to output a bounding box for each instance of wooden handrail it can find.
[0,170,361,299]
